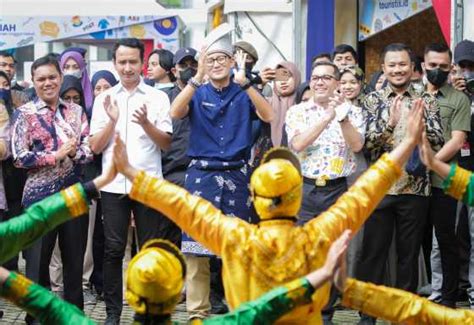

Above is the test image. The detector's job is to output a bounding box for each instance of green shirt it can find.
[431,84,471,188]
[0,183,89,264]
[1,273,315,325]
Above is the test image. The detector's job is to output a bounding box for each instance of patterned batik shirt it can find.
[364,84,444,196]
[11,98,92,206]
[285,100,365,180]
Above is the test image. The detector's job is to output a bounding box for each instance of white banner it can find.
[0,15,178,50]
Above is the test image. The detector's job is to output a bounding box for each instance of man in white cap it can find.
[170,25,273,320]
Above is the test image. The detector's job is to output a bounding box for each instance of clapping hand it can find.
[132,104,150,127]
[104,95,119,123]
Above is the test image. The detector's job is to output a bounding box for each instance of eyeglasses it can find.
[311,74,336,83]
[205,56,228,67]
[0,62,16,69]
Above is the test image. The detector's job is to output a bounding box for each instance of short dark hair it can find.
[0,70,10,83]
[311,61,341,80]
[424,43,452,61]
[311,53,331,68]
[31,54,62,78]
[380,43,413,63]
[331,44,358,63]
[113,38,145,62]
[0,50,16,63]
[148,49,176,82]
[412,55,423,74]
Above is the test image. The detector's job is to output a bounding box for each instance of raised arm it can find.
[0,164,116,263]
[418,131,473,204]
[113,134,241,256]
[0,269,95,325]
[305,99,425,242]
[341,278,474,324]
[170,48,207,119]
[205,230,351,324]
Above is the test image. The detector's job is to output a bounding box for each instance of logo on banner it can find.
[154,17,177,36]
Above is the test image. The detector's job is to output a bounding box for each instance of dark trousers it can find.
[297,179,348,225]
[355,195,428,292]
[90,199,104,293]
[101,191,181,317]
[39,215,88,309]
[429,188,459,305]
[297,179,348,319]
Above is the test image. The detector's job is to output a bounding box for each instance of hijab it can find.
[91,70,118,90]
[269,61,301,147]
[60,75,85,110]
[60,51,93,114]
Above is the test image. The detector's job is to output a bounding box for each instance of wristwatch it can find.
[188,77,202,89]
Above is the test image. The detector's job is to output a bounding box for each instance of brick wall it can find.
[363,7,446,80]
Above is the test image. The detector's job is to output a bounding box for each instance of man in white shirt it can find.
[89,38,179,325]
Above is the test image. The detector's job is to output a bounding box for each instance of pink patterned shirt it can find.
[11,98,92,206]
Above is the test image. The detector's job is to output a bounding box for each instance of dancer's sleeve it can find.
[129,171,246,256]
[0,182,96,263]
[342,278,474,324]
[0,272,95,325]
[204,277,315,324]
[442,164,474,206]
[305,153,402,243]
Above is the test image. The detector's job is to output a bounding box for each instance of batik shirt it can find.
[364,84,444,196]
[285,101,365,180]
[12,98,92,206]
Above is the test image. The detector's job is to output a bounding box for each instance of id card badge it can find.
[461,141,471,157]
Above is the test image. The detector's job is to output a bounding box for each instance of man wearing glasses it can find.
[286,62,364,223]
[170,32,273,320]
[285,61,364,323]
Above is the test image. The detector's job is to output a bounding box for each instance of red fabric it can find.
[142,39,154,75]
[432,0,451,45]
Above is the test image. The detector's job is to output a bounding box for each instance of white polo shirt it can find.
[90,80,172,194]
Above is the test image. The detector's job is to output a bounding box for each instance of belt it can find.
[303,176,347,187]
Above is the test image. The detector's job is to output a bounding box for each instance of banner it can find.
[0,15,177,50]
[359,0,432,41]
[76,17,180,53]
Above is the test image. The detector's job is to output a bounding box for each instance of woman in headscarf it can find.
[91,70,118,98]
[60,50,93,118]
[268,61,301,147]
[295,81,312,105]
[60,75,86,109]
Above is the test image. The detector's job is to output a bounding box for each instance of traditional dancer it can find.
[111,98,426,323]
[0,231,351,324]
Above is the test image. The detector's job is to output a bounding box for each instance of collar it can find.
[381,83,416,100]
[436,83,452,97]
[33,97,67,111]
[117,78,147,95]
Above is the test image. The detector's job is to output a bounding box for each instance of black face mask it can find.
[179,67,197,84]
[245,62,254,72]
[425,68,449,87]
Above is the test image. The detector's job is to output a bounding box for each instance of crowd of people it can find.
[0,32,474,325]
